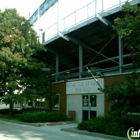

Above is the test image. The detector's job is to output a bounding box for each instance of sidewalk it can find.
[0,119,128,140]
[61,127,128,140]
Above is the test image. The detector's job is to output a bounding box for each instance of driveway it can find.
[0,120,110,140]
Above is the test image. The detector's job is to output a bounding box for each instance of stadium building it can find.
[30,0,140,122]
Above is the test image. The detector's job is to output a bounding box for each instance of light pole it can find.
[86,67,103,90]
[42,68,52,110]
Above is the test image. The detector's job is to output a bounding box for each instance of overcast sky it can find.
[0,0,125,19]
[0,0,96,19]
[0,0,127,32]
[0,0,44,19]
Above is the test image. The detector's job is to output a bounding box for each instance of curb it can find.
[61,128,128,140]
[0,119,76,127]
[0,119,41,127]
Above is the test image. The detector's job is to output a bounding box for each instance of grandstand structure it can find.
[30,0,140,122]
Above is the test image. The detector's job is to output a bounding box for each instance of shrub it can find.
[77,116,140,137]
[19,111,67,122]
[86,117,107,133]
[0,109,22,115]
[21,108,48,112]
[77,121,88,130]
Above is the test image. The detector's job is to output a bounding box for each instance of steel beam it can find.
[56,55,59,81]
[97,14,109,26]
[79,45,83,78]
[66,35,118,64]
[118,36,123,73]
[44,46,77,68]
[58,32,69,41]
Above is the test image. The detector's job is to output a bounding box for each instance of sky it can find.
[0,0,44,19]
[0,0,127,19]
[0,0,94,19]
[0,0,127,37]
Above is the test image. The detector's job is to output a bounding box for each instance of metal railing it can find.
[42,0,137,43]
[60,0,96,32]
[44,23,58,42]
[100,0,134,13]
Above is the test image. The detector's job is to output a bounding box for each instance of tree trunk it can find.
[9,100,13,116]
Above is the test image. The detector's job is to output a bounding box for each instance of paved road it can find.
[0,120,110,140]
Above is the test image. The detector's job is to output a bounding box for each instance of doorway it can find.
[82,95,97,121]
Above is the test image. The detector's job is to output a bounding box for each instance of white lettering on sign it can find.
[66,79,104,94]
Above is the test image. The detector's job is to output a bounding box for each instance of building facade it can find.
[51,73,137,122]
[30,0,140,122]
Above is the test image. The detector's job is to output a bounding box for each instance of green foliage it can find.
[77,121,88,130]
[0,8,49,115]
[19,111,67,122]
[101,73,140,117]
[0,109,22,115]
[114,2,140,67]
[77,117,140,137]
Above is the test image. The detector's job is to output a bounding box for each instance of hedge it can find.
[19,111,67,122]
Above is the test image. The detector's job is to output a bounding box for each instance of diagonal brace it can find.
[66,35,118,64]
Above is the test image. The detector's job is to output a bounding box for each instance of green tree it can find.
[114,2,140,67]
[102,2,140,117]
[102,74,140,117]
[22,65,52,109]
[0,9,49,115]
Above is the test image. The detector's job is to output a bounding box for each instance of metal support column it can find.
[56,55,59,81]
[79,45,83,78]
[118,36,123,73]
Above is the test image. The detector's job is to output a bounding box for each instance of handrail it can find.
[29,0,58,24]
[60,0,96,31]
[61,0,96,22]
[44,22,58,42]
[40,0,137,44]
[101,0,132,14]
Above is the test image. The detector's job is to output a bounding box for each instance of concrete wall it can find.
[97,93,104,117]
[67,94,82,122]
[67,93,105,122]
[66,78,105,122]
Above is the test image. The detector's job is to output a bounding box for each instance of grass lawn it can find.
[0,114,21,121]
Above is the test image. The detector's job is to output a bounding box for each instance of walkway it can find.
[0,120,108,140]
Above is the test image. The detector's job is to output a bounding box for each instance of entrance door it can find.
[82,95,97,121]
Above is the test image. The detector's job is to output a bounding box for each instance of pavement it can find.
[0,120,106,140]
[61,127,128,140]
[0,119,129,140]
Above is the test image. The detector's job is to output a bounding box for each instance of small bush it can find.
[87,117,107,133]
[77,116,140,137]
[77,121,88,130]
[0,109,22,115]
[19,111,67,122]
[21,108,48,112]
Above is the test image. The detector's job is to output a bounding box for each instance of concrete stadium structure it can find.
[30,0,140,122]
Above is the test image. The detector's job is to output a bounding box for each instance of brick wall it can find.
[104,74,129,115]
[52,82,66,114]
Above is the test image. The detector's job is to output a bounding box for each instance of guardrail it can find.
[100,0,133,15]
[41,0,137,43]
[44,23,58,42]
[29,0,58,24]
[60,0,96,32]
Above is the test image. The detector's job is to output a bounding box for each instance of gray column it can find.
[79,45,83,78]
[56,55,59,81]
[118,36,123,73]
[102,0,104,12]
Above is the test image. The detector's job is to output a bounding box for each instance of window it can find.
[52,94,60,110]
[82,95,97,107]
[90,95,96,107]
